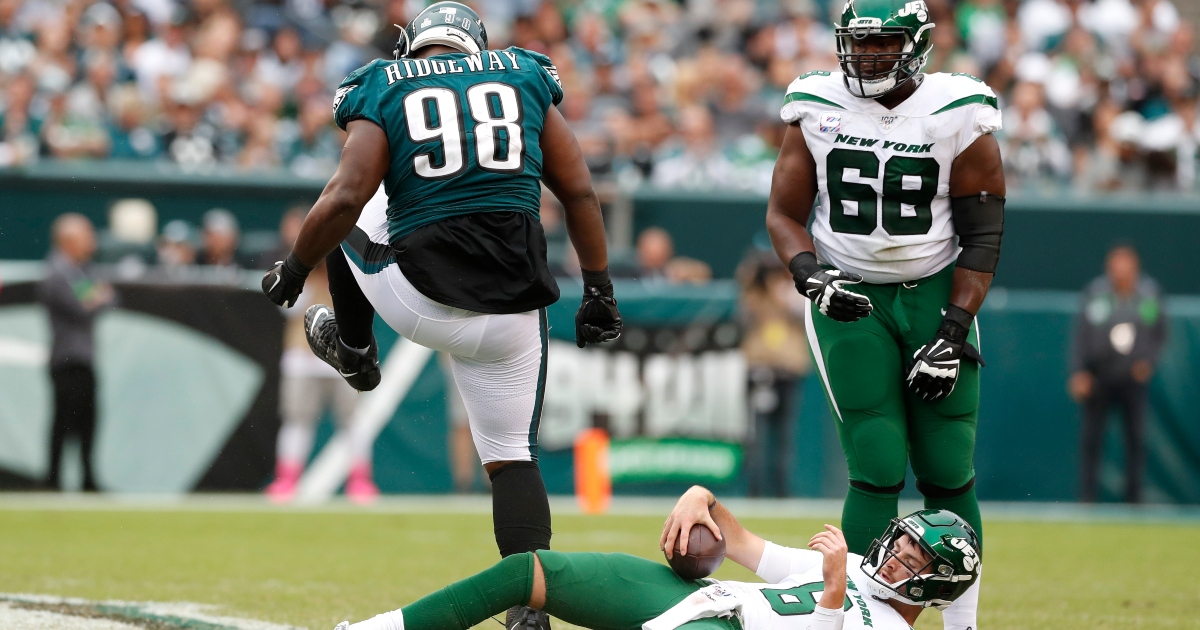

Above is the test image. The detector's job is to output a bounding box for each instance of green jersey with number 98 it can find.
[780,70,1001,284]
[334,46,563,243]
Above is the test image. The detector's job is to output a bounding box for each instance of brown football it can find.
[666,526,726,580]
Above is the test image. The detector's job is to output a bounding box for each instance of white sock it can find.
[942,573,980,630]
[350,608,404,630]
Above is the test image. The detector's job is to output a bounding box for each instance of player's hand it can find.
[661,485,721,559]
[907,306,978,401]
[261,253,312,308]
[788,252,872,323]
[575,268,622,348]
[809,525,848,602]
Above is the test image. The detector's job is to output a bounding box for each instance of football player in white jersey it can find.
[332,485,981,630]
[764,1,1005,628]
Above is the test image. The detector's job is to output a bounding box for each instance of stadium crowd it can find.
[0,0,1196,191]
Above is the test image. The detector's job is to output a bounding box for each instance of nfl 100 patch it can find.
[819,112,843,133]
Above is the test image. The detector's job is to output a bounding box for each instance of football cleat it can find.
[304,304,382,392]
[333,623,349,630]
[505,606,550,630]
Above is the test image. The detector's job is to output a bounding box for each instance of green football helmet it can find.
[835,0,935,99]
[859,509,981,610]
[394,2,488,59]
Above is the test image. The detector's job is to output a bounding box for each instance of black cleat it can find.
[505,607,550,630]
[304,304,382,391]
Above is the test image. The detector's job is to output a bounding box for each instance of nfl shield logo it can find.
[819,112,842,133]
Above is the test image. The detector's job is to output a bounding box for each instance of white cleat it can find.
[334,622,349,630]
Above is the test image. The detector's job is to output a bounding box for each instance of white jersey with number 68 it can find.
[780,71,1002,284]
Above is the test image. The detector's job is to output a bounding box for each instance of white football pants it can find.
[342,187,547,464]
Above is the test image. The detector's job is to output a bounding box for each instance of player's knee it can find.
[916,476,976,499]
[850,478,905,496]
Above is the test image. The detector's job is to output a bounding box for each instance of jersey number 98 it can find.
[403,82,525,180]
[827,148,940,236]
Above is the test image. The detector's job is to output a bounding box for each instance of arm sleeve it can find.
[333,63,384,131]
[523,49,564,106]
[755,541,824,583]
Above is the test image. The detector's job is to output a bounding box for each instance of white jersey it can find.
[719,542,911,630]
[780,71,1002,284]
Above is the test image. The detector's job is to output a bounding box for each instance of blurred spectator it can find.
[0,0,1192,191]
[1000,81,1073,183]
[259,204,306,268]
[199,207,241,268]
[737,250,810,498]
[1070,245,1167,504]
[156,219,197,268]
[651,105,735,189]
[37,213,115,491]
[635,226,674,281]
[634,226,712,284]
[265,259,378,504]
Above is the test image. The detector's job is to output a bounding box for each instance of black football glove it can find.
[907,305,985,401]
[261,253,312,308]
[788,252,873,323]
[575,267,622,348]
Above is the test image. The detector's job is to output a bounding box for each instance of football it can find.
[666,526,726,580]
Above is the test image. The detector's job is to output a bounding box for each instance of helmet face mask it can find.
[394,1,488,60]
[860,509,981,610]
[835,0,935,99]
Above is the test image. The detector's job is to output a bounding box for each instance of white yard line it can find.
[0,594,300,630]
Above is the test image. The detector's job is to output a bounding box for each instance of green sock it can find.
[924,487,984,555]
[842,486,900,555]
[401,552,534,630]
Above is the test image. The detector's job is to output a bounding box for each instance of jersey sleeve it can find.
[521,48,564,106]
[333,62,385,131]
[780,71,840,124]
[755,541,824,583]
[936,75,1003,156]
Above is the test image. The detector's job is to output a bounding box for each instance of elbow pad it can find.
[951,192,1005,274]
[808,606,845,630]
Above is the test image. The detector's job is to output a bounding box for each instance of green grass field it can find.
[2,500,1199,629]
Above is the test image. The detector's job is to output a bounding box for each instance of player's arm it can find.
[907,133,1006,400]
[766,123,871,323]
[262,120,389,306]
[540,104,622,347]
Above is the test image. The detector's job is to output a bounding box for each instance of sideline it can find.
[1,493,1199,524]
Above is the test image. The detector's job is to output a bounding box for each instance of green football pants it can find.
[398,551,734,630]
[805,264,983,554]
[539,551,738,630]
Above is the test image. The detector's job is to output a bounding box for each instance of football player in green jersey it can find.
[765,0,1005,627]
[332,485,981,630]
[260,4,622,629]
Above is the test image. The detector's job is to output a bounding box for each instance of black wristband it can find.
[939,304,974,344]
[283,252,314,281]
[788,251,821,279]
[581,266,612,287]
